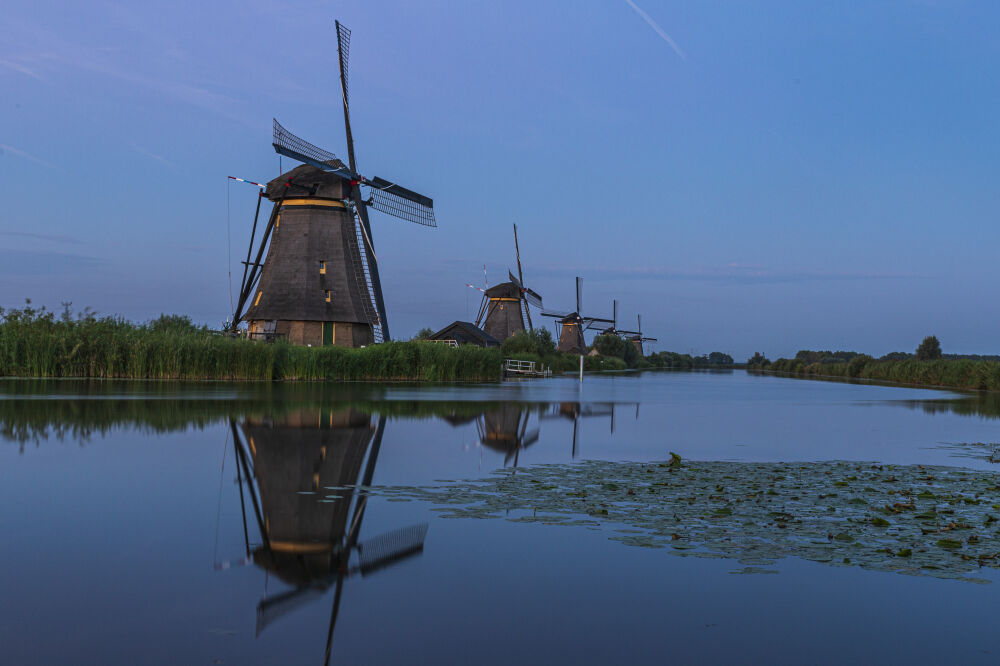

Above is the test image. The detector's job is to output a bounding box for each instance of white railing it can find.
[503,359,551,377]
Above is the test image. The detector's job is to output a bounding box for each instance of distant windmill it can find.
[468,224,543,341]
[621,314,657,356]
[541,277,613,355]
[230,20,436,346]
[601,300,622,336]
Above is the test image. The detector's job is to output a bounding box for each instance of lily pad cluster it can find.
[372,457,1000,582]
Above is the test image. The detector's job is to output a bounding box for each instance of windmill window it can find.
[254,290,263,306]
[319,261,326,275]
[324,290,331,303]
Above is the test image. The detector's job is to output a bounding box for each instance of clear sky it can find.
[2,1,998,361]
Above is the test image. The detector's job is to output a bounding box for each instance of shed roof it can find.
[429,321,500,347]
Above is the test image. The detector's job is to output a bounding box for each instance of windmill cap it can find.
[266,163,350,202]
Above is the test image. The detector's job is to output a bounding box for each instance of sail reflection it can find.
[230,409,427,665]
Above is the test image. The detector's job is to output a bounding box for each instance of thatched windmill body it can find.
[469,225,542,342]
[230,21,436,346]
[542,277,613,355]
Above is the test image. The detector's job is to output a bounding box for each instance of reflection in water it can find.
[542,402,618,458]
[230,410,427,665]
[475,404,540,466]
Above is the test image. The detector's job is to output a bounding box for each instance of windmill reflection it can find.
[229,409,427,665]
[475,404,540,467]
[543,402,619,458]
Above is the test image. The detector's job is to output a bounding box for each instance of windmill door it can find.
[322,322,334,346]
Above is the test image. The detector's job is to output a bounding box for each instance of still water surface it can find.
[3,371,1000,664]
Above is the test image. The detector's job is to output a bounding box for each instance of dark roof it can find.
[265,163,349,202]
[484,281,521,299]
[429,321,500,347]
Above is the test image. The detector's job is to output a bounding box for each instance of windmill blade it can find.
[466,283,486,293]
[523,287,543,310]
[613,300,618,329]
[643,336,659,342]
[513,223,525,284]
[522,428,540,448]
[365,177,436,227]
[637,314,642,336]
[335,20,358,174]
[336,20,351,112]
[356,523,428,576]
[541,309,572,319]
[576,277,582,313]
[506,270,542,309]
[257,585,329,636]
[272,119,355,179]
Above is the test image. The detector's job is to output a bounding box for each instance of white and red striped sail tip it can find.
[465,283,485,292]
[228,176,266,188]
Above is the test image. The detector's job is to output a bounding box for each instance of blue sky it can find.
[2,0,998,361]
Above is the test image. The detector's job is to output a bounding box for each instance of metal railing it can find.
[503,359,552,377]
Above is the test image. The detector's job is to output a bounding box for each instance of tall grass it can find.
[757,355,1000,391]
[0,305,502,381]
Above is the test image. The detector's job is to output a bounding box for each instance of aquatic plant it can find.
[372,457,1000,582]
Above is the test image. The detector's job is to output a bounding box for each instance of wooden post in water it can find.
[579,354,584,382]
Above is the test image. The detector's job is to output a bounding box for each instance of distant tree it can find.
[707,352,734,365]
[413,327,435,340]
[148,314,203,335]
[880,351,911,361]
[501,328,556,356]
[747,352,770,367]
[915,336,942,361]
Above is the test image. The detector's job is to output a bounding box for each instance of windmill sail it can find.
[272,120,353,179]
[366,177,436,226]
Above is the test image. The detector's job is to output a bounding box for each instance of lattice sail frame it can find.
[336,21,351,109]
[272,119,350,175]
[366,178,436,227]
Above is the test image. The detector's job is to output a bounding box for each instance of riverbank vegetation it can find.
[0,303,501,381]
[749,337,1000,391]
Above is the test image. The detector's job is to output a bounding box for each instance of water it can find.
[3,371,1000,665]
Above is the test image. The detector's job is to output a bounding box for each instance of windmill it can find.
[229,409,427,664]
[230,20,436,346]
[469,224,543,341]
[621,314,657,356]
[600,300,623,336]
[541,277,613,355]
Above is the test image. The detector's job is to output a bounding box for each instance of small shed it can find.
[428,321,500,348]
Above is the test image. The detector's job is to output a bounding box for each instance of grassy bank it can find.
[751,355,1000,392]
[0,306,502,381]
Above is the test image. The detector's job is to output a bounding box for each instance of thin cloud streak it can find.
[624,0,686,61]
[130,141,172,167]
[0,230,81,244]
[0,144,56,168]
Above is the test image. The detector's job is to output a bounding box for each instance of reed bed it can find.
[0,306,502,381]
[757,356,1000,392]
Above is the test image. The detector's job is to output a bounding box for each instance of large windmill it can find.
[230,20,436,346]
[541,277,613,355]
[621,314,657,356]
[469,224,543,342]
